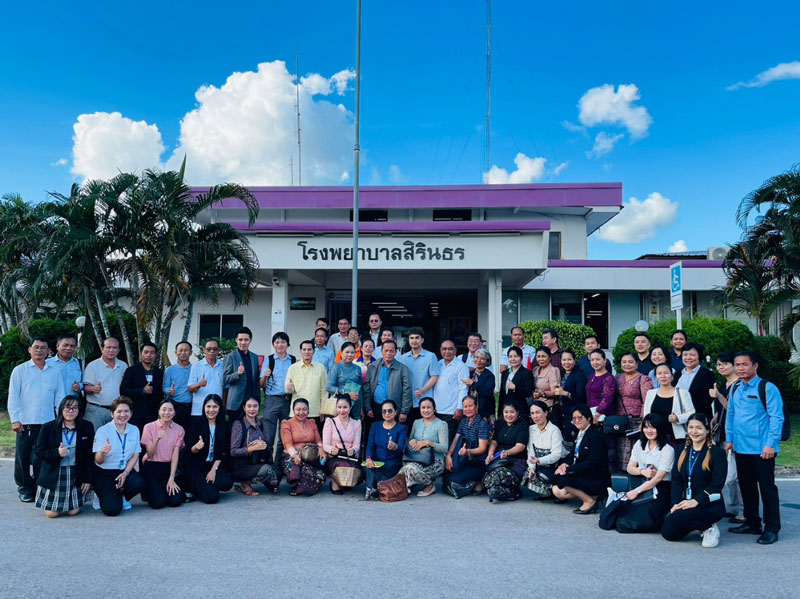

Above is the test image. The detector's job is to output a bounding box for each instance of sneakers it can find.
[122,498,132,511]
[701,524,720,548]
[364,487,373,500]
[92,493,101,510]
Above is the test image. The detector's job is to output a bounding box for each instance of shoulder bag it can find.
[378,472,409,502]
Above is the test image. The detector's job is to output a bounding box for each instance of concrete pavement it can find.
[1,459,798,598]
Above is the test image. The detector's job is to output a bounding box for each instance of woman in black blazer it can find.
[184,395,234,504]
[553,349,587,440]
[676,343,716,419]
[661,413,727,547]
[465,349,497,420]
[32,395,94,518]
[553,404,610,514]
[499,346,534,418]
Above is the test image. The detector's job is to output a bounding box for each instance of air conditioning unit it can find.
[707,246,730,260]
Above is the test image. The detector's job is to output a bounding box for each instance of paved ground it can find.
[1,459,799,598]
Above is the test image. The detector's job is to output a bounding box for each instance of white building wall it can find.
[609,292,641,348]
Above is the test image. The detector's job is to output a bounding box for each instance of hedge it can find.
[518,320,596,358]
[0,314,138,411]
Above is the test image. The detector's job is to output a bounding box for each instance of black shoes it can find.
[18,492,34,503]
[757,531,779,545]
[729,522,763,535]
[573,503,599,515]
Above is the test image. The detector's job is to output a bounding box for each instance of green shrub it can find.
[613,316,755,365]
[752,335,792,363]
[195,337,237,361]
[760,361,799,412]
[518,320,596,358]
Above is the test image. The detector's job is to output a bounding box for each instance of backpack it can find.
[730,379,791,442]
[267,353,297,381]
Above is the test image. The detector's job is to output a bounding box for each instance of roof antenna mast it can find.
[296,52,302,186]
[485,0,491,175]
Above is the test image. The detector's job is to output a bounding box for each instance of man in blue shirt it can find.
[259,332,296,460]
[398,327,440,429]
[46,334,83,398]
[577,335,612,378]
[163,341,193,428]
[726,351,784,545]
[312,327,335,373]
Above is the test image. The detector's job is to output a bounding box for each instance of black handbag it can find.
[486,456,515,473]
[603,415,630,436]
[332,421,359,463]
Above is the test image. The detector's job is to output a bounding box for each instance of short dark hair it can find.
[536,345,551,357]
[584,334,599,343]
[158,398,177,410]
[316,317,329,326]
[633,332,651,342]
[542,328,558,341]
[407,327,425,338]
[572,403,592,421]
[589,348,606,359]
[236,327,253,340]
[671,329,687,341]
[175,340,192,351]
[715,351,735,365]
[419,397,436,410]
[29,336,49,347]
[530,400,550,420]
[562,349,577,361]
[340,341,356,353]
[140,342,157,352]
[381,399,398,413]
[203,338,220,348]
[111,396,133,412]
[272,332,290,345]
[292,397,309,410]
[619,351,637,363]
[510,326,524,335]
[468,332,483,341]
[381,339,398,350]
[299,339,314,350]
[507,346,523,359]
[56,334,78,345]
[734,351,760,366]
[368,312,382,320]
[682,341,704,357]
[314,327,329,338]
[347,326,359,334]
[337,316,351,324]
[360,336,375,348]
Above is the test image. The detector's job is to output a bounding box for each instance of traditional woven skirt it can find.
[400,458,444,488]
[35,466,83,512]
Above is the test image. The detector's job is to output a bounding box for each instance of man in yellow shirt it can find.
[285,340,328,425]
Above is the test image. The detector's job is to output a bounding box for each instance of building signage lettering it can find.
[297,240,466,262]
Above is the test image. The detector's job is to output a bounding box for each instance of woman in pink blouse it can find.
[140,399,185,509]
[532,346,562,427]
[613,352,654,472]
[322,397,363,494]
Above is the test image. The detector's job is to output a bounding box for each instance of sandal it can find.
[236,485,259,497]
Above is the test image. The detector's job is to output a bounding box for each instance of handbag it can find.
[403,435,434,465]
[331,465,362,488]
[299,444,320,466]
[603,386,633,436]
[486,456,515,473]
[332,420,359,463]
[378,472,409,502]
[320,394,338,417]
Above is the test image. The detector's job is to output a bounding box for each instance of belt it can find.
[265,394,290,400]
[87,401,111,410]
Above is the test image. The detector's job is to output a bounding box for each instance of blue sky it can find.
[2,0,798,259]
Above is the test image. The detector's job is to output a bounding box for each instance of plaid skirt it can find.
[35,466,83,512]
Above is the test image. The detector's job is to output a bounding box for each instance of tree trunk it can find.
[159,294,180,368]
[182,295,195,342]
[129,276,144,362]
[84,287,104,348]
[97,260,135,364]
[93,289,112,338]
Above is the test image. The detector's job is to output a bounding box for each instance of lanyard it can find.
[116,430,128,470]
[686,448,700,500]
[207,428,216,462]
[62,428,76,447]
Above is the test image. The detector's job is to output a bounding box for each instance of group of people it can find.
[7,319,786,547]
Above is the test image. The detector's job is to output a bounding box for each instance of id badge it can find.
[119,459,125,470]
[685,487,691,500]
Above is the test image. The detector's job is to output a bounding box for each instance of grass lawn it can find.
[0,411,13,446]
[776,413,800,467]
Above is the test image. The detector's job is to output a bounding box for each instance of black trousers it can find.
[439,414,459,445]
[93,466,145,517]
[735,452,781,533]
[173,402,192,430]
[14,424,41,494]
[141,461,185,509]
[406,407,422,434]
[188,463,234,504]
[661,505,725,541]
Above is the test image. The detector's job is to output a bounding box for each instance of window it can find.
[551,292,581,324]
[348,209,388,222]
[199,314,244,342]
[433,209,472,221]
[548,232,561,259]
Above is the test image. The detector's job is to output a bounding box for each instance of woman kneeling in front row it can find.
[400,397,448,497]
[661,413,727,548]
[553,404,610,514]
[364,399,408,499]
[92,397,145,516]
[141,399,186,509]
[185,394,234,504]
[483,402,528,502]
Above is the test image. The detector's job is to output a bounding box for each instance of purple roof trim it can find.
[194,183,622,210]
[229,220,550,233]
[549,259,723,269]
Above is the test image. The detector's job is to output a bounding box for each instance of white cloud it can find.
[52,158,68,167]
[727,61,800,90]
[578,83,652,139]
[552,162,569,176]
[71,112,165,180]
[483,153,547,184]
[70,61,356,186]
[561,120,587,136]
[669,240,689,252]
[586,132,624,159]
[388,164,406,183]
[339,171,350,183]
[596,192,678,243]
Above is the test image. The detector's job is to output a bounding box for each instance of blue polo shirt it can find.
[46,355,83,394]
[312,345,335,373]
[399,349,441,407]
[261,354,293,396]
[726,376,784,454]
[163,363,192,404]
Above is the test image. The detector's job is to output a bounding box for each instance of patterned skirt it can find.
[616,416,642,472]
[35,466,83,512]
[522,448,556,497]
[281,452,326,496]
[483,459,526,501]
[400,458,445,488]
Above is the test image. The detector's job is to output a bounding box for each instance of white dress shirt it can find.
[7,359,65,424]
[432,358,469,415]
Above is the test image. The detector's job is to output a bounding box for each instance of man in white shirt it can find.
[367,312,382,347]
[8,337,65,502]
[457,332,494,373]
[500,326,535,372]
[187,339,224,416]
[83,337,128,431]
[327,317,350,353]
[432,339,469,442]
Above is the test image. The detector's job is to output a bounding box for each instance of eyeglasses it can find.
[204,347,219,352]
[63,406,79,412]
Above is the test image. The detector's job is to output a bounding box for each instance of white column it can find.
[270,270,289,337]
[486,270,503,388]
